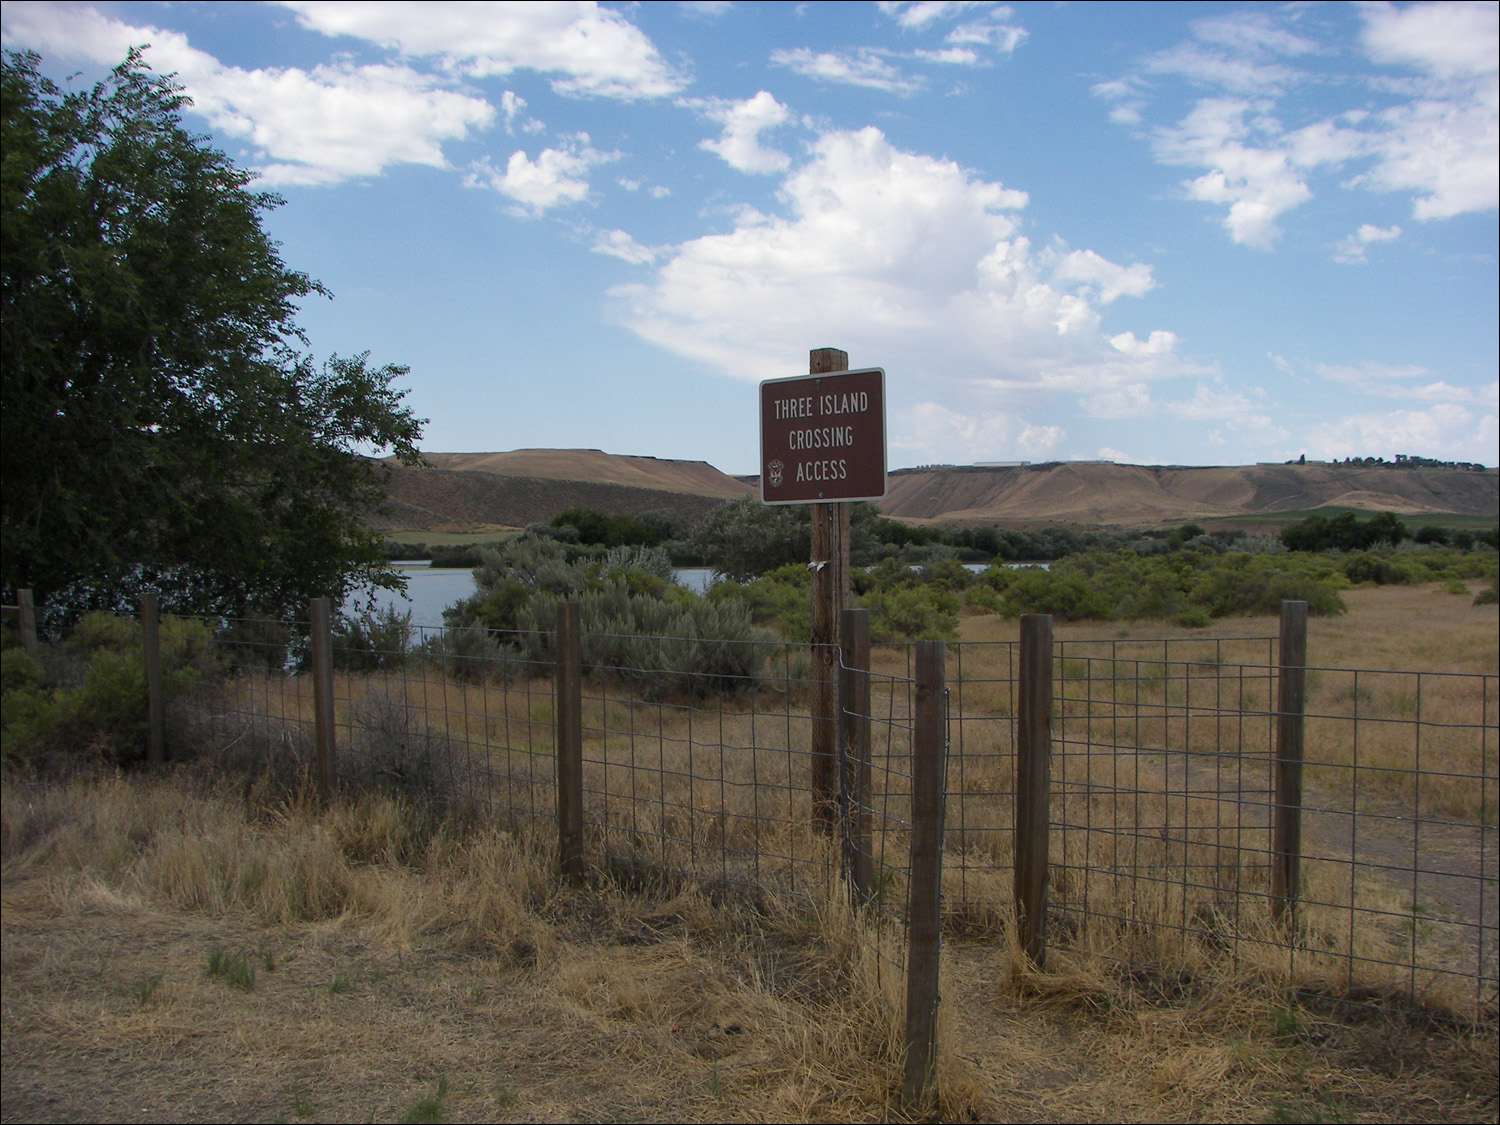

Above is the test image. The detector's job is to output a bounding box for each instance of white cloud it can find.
[1,3,495,186]
[1050,248,1155,303]
[770,47,921,94]
[1191,11,1319,59]
[1357,91,1500,220]
[688,91,792,174]
[498,90,544,134]
[946,17,1025,54]
[1145,43,1303,97]
[1104,3,1498,247]
[1333,223,1401,264]
[679,1,733,19]
[1306,403,1499,463]
[1152,98,1316,249]
[1091,79,1145,126]
[878,2,993,33]
[592,229,660,265]
[1314,362,1499,407]
[879,1,1027,62]
[1167,384,1257,420]
[897,402,1063,463]
[916,47,981,66]
[1361,1,1499,80]
[610,126,1201,441]
[280,1,685,99]
[466,134,616,215]
[1143,12,1316,97]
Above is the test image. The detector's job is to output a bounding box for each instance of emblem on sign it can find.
[767,459,784,489]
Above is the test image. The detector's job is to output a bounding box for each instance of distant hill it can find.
[881,462,1499,526]
[375,449,751,532]
[418,449,751,499]
[375,450,1497,533]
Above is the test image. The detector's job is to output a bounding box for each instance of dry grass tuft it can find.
[2,772,920,1123]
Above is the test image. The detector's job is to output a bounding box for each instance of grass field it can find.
[2,581,1496,1122]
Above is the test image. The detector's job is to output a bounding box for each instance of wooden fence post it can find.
[141,593,165,766]
[309,597,337,799]
[839,607,873,904]
[1271,599,1308,929]
[904,639,947,1108]
[555,601,585,882]
[1015,613,1054,968]
[17,588,38,656]
[809,346,851,832]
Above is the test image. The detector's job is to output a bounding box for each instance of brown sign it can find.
[760,367,886,504]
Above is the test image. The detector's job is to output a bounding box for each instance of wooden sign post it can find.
[760,348,886,831]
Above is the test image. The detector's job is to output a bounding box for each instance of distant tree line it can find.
[389,500,1496,582]
[1332,455,1489,471]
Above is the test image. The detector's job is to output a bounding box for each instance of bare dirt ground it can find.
[3,784,1496,1125]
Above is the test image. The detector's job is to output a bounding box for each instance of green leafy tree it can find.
[1,50,423,620]
[689,496,811,581]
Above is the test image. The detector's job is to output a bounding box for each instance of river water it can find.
[361,562,1034,630]
[361,564,716,629]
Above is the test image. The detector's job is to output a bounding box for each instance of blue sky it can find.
[4,1,1497,473]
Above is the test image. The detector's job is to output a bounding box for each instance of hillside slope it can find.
[417,449,752,500]
[375,463,736,532]
[375,450,1498,532]
[880,462,1499,526]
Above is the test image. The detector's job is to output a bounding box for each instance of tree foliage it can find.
[1,50,423,620]
[1278,511,1409,553]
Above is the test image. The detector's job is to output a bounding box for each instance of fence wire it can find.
[50,608,1500,1023]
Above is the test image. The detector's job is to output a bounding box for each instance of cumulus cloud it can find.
[592,229,661,265]
[897,402,1064,463]
[1307,403,1499,463]
[1355,92,1499,220]
[279,0,685,99]
[1151,98,1318,249]
[1361,1,1499,79]
[466,134,617,215]
[0,3,496,186]
[609,126,1202,440]
[1333,223,1401,263]
[1100,2,1499,247]
[1050,248,1155,303]
[688,91,793,174]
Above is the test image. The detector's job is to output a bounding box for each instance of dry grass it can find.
[169,582,1497,1027]
[2,774,910,1123]
[3,773,1494,1123]
[4,582,1494,1120]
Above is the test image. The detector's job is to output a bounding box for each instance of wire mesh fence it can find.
[966,632,1499,1021]
[9,595,1496,1025]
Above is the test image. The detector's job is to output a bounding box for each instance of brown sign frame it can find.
[759,367,887,504]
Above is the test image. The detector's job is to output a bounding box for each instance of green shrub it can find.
[1341,551,1414,585]
[334,605,412,671]
[709,563,811,641]
[441,533,772,697]
[966,551,1348,624]
[0,612,218,769]
[998,568,1115,621]
[862,584,959,641]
